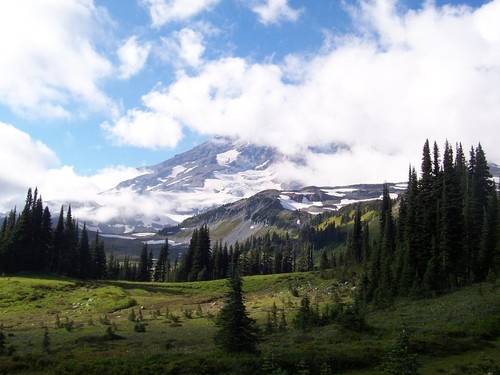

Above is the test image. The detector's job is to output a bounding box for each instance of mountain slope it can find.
[115,137,281,196]
[172,183,404,245]
[81,138,284,234]
[75,138,500,240]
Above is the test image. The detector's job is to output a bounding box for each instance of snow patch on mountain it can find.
[321,188,358,197]
[279,194,323,211]
[169,165,187,178]
[217,149,240,166]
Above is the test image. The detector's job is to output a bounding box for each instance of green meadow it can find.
[0,273,498,374]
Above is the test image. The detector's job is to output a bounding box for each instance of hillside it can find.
[168,183,403,245]
[0,274,498,374]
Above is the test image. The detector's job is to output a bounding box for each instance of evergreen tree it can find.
[439,142,464,286]
[153,238,169,282]
[137,243,150,282]
[41,206,53,272]
[90,232,106,279]
[12,189,34,272]
[293,295,315,332]
[319,249,330,272]
[78,223,91,279]
[52,206,65,273]
[107,251,119,279]
[348,204,363,265]
[0,209,16,273]
[190,225,211,281]
[282,233,293,273]
[479,191,498,280]
[381,323,420,375]
[60,206,78,276]
[42,326,51,354]
[214,267,259,353]
[373,184,396,305]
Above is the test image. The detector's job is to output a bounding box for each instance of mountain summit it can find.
[88,138,285,233]
[115,137,282,196]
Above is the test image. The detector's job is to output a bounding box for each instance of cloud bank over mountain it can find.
[105,0,500,186]
[0,0,499,225]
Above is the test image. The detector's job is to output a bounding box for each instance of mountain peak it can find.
[115,137,280,194]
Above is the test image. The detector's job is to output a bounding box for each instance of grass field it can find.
[0,272,498,374]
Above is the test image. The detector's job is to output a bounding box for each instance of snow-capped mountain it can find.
[175,184,404,245]
[79,138,500,237]
[115,137,281,196]
[88,138,285,233]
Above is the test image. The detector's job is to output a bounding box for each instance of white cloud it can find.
[160,28,206,68]
[104,0,500,185]
[0,121,143,220]
[0,0,116,118]
[101,100,184,149]
[251,0,303,25]
[117,36,152,79]
[141,0,220,27]
[0,122,60,210]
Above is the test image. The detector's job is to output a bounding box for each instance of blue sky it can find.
[0,0,499,212]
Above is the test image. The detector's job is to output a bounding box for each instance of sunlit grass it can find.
[0,273,498,374]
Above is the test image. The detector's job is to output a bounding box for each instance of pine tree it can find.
[439,142,464,286]
[189,225,211,281]
[381,323,420,375]
[78,223,91,278]
[12,189,34,272]
[293,296,314,332]
[41,206,53,272]
[319,249,330,272]
[348,205,363,265]
[137,243,150,282]
[153,238,169,282]
[282,232,293,273]
[90,232,106,279]
[42,326,51,354]
[214,267,259,353]
[60,206,78,276]
[52,206,65,273]
[479,191,498,281]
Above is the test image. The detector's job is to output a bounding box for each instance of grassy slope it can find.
[0,273,498,374]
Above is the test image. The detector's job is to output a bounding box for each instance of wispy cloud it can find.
[0,121,141,216]
[0,0,116,118]
[0,122,59,210]
[104,0,500,184]
[251,0,303,25]
[159,28,206,68]
[117,36,152,79]
[141,0,221,27]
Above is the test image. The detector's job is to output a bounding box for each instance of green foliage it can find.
[214,268,260,353]
[42,327,50,354]
[128,309,136,322]
[181,307,193,319]
[380,323,420,375]
[0,274,497,374]
[0,328,15,357]
[293,296,319,332]
[99,314,111,325]
[63,317,75,332]
[134,322,146,333]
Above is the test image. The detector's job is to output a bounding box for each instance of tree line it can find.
[350,140,499,305]
[0,189,106,278]
[1,140,498,293]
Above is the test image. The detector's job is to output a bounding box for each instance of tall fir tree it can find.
[153,238,169,282]
[137,243,150,282]
[78,223,91,279]
[214,267,259,353]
